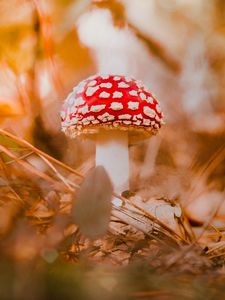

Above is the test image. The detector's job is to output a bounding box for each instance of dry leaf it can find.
[135,196,182,233]
[73,166,113,239]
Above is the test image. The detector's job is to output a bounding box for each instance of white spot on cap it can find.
[61,111,66,119]
[86,86,99,96]
[78,105,89,114]
[125,77,132,82]
[129,90,138,96]
[154,124,159,129]
[118,114,132,120]
[86,75,96,81]
[133,120,142,125]
[99,91,110,98]
[113,122,119,127]
[123,120,132,125]
[107,115,115,121]
[136,80,143,88]
[128,102,139,110]
[75,97,85,106]
[143,119,151,126]
[140,93,147,100]
[71,117,79,124]
[77,86,85,94]
[88,80,97,87]
[146,96,154,104]
[143,85,151,92]
[101,75,109,79]
[70,105,78,114]
[98,112,115,122]
[68,96,75,106]
[113,76,121,81]
[90,104,106,112]
[155,115,161,122]
[100,82,112,88]
[75,81,86,93]
[156,104,161,113]
[87,116,95,121]
[144,106,156,118]
[113,120,123,126]
[110,102,123,110]
[133,114,143,120]
[112,91,123,98]
[97,114,105,121]
[68,126,75,134]
[82,118,90,125]
[118,82,129,88]
[92,119,100,124]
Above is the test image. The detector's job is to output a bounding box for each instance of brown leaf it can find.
[73,166,113,239]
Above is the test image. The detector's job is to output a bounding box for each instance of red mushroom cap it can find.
[61,74,164,141]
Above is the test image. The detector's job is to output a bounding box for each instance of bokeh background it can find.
[0,0,225,299]
[1,0,225,220]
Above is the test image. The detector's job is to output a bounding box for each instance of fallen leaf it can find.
[73,166,113,239]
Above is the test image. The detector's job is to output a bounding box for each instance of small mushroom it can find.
[61,74,164,196]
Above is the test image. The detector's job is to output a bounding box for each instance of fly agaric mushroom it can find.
[61,74,164,195]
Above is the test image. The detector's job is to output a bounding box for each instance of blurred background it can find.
[0,0,225,299]
[1,0,225,216]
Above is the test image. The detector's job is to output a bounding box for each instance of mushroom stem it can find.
[96,130,129,194]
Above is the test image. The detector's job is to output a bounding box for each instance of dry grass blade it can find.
[193,191,225,243]
[0,144,57,185]
[114,193,188,245]
[185,143,225,205]
[37,153,76,191]
[206,242,225,255]
[208,252,225,259]
[0,131,185,245]
[5,151,34,165]
[0,130,190,246]
[112,206,176,248]
[206,242,225,259]
[164,191,225,270]
[0,157,24,205]
[0,129,83,178]
[197,143,225,179]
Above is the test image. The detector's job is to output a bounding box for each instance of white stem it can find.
[96,130,129,194]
